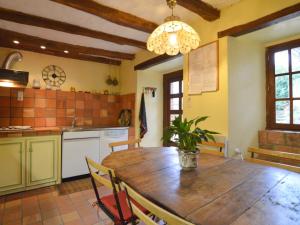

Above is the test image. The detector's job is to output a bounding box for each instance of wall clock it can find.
[42,65,66,88]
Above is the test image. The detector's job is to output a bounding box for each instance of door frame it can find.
[163,70,183,129]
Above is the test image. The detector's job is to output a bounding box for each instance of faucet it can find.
[71,117,77,128]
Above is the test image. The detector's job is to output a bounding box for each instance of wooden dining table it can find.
[102,147,300,225]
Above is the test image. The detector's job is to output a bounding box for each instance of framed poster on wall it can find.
[188,41,219,95]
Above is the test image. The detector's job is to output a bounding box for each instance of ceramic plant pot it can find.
[178,150,198,171]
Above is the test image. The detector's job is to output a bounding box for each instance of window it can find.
[266,39,300,130]
[163,70,183,129]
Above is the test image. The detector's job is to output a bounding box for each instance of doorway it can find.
[163,70,183,129]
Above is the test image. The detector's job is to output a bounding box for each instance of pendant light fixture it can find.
[147,0,200,56]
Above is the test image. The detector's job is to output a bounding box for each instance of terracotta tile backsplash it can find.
[0,87,135,129]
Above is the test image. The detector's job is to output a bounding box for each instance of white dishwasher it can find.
[99,128,128,163]
[62,131,100,179]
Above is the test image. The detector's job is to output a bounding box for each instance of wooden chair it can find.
[197,141,225,157]
[85,157,147,225]
[109,139,141,152]
[121,181,194,225]
[247,147,300,173]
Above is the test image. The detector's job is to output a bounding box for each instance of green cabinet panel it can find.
[0,135,61,195]
[0,139,25,192]
[26,137,59,186]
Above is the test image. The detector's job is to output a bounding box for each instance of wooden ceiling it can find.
[0,0,240,65]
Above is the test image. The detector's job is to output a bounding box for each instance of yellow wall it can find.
[125,0,300,138]
[183,38,229,135]
[182,0,299,136]
[227,37,266,156]
[119,60,137,95]
[136,70,164,147]
[0,47,120,93]
[120,0,300,150]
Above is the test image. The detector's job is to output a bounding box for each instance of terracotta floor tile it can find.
[103,220,114,225]
[4,199,21,208]
[82,213,99,225]
[81,189,94,196]
[0,178,112,225]
[4,205,21,215]
[69,192,83,199]
[39,199,57,211]
[41,208,59,220]
[58,205,75,214]
[72,199,91,208]
[22,196,38,204]
[22,202,39,210]
[42,215,63,225]
[38,193,53,200]
[78,210,97,221]
[56,201,73,209]
[3,210,21,221]
[40,204,57,212]
[22,213,42,225]
[64,219,84,225]
[2,213,21,225]
[22,206,40,217]
[2,219,22,225]
[55,195,70,201]
[61,211,80,223]
[28,222,43,225]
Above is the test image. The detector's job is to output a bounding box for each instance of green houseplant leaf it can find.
[162,116,219,152]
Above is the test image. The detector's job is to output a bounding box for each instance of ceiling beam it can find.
[218,2,300,38]
[0,40,121,65]
[50,0,158,33]
[177,0,220,21]
[0,28,134,60]
[0,28,130,65]
[134,54,182,71]
[0,7,146,49]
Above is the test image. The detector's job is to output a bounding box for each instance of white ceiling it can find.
[0,0,241,57]
[202,0,240,9]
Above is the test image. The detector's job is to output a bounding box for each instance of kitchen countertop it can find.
[61,125,129,132]
[0,126,129,138]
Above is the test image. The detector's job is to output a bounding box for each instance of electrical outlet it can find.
[17,91,24,101]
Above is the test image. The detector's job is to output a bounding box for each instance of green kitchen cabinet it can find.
[26,136,61,187]
[0,139,26,192]
[0,135,61,195]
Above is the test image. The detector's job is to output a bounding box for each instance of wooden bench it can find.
[247,147,300,173]
[198,141,226,157]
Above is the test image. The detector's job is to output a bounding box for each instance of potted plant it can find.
[162,116,218,170]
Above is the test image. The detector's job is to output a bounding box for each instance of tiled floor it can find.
[0,178,114,225]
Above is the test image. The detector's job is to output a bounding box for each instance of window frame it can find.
[266,38,300,130]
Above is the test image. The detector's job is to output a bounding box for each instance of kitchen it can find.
[1,0,300,225]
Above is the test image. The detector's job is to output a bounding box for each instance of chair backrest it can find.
[247,147,300,173]
[198,141,225,157]
[85,157,125,223]
[86,156,115,189]
[121,182,194,225]
[109,139,141,152]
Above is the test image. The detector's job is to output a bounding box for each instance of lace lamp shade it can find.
[147,17,200,56]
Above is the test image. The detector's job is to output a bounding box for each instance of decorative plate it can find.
[42,65,66,87]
